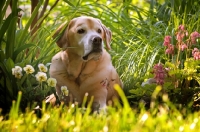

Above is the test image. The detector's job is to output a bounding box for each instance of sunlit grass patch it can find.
[0,86,200,132]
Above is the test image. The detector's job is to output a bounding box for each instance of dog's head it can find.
[53,16,112,61]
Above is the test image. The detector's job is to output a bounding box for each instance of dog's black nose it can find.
[92,36,103,53]
[92,37,102,44]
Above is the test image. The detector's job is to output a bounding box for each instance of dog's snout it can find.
[92,37,102,44]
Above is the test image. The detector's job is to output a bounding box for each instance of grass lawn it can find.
[0,85,200,132]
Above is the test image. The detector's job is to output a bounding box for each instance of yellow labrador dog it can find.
[50,16,122,110]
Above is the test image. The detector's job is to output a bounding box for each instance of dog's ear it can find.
[102,25,112,50]
[53,20,74,49]
[96,19,112,50]
[53,22,68,49]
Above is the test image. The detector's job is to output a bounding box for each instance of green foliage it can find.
[129,7,200,108]
[0,86,200,131]
[0,0,20,114]
[12,64,58,110]
[0,0,58,114]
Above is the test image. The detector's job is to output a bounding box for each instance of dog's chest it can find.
[77,60,99,83]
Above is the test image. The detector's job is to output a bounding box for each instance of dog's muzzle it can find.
[92,36,102,52]
[82,36,103,61]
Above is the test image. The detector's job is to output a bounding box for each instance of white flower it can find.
[35,72,47,82]
[14,71,23,79]
[12,66,23,79]
[38,63,48,72]
[23,65,35,74]
[12,66,22,75]
[61,86,69,96]
[47,78,57,87]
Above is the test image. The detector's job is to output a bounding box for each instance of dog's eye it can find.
[97,29,101,33]
[77,29,85,34]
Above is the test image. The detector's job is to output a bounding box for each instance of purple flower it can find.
[153,63,166,85]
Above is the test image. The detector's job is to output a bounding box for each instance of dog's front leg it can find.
[49,55,82,104]
[80,82,108,112]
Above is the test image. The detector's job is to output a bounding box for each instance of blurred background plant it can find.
[0,0,200,115]
[137,26,200,110]
[0,0,59,114]
[127,0,200,110]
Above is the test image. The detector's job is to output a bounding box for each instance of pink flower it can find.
[157,80,164,85]
[191,31,200,38]
[178,25,185,31]
[163,36,171,46]
[176,25,189,42]
[155,72,165,78]
[165,44,174,55]
[193,52,200,60]
[176,32,185,42]
[179,44,188,51]
[152,63,166,85]
[192,48,199,55]
[192,48,200,60]
[190,31,200,44]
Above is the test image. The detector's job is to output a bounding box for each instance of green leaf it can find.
[19,74,27,86]
[0,0,9,24]
[13,44,36,61]
[194,76,200,85]
[0,14,12,41]
[5,16,18,59]
[6,77,13,98]
[0,62,9,79]
[63,0,75,7]
[6,58,15,71]
[4,0,19,59]
[0,0,6,12]
[0,50,5,61]
[1,0,11,19]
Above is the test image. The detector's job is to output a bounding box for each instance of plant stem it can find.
[176,47,180,68]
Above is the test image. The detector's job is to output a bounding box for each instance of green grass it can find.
[0,85,200,131]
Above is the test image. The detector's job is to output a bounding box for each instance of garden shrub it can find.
[130,25,200,111]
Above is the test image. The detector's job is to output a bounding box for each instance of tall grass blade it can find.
[9,91,22,120]
[6,17,18,58]
[13,44,35,61]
